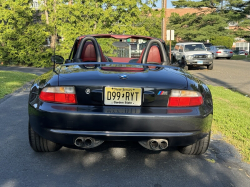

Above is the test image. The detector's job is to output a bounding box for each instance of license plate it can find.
[197,61,203,64]
[104,87,142,106]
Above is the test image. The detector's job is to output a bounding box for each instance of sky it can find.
[155,0,175,9]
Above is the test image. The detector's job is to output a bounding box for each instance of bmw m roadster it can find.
[28,34,213,155]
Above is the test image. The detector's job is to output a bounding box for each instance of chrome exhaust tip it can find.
[139,139,169,151]
[159,140,168,150]
[149,140,159,150]
[74,137,104,149]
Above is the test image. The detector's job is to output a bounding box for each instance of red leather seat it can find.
[137,46,162,64]
[81,41,107,62]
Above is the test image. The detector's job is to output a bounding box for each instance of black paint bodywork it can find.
[28,62,213,149]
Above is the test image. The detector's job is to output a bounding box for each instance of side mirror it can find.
[51,55,64,64]
[179,49,183,52]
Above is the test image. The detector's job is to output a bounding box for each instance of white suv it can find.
[172,42,214,70]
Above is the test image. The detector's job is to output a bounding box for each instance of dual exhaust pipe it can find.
[139,139,168,151]
[74,137,103,149]
[74,137,168,151]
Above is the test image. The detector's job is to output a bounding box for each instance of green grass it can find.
[0,71,37,99]
[209,85,250,163]
[231,55,250,61]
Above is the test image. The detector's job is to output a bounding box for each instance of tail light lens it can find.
[216,51,221,53]
[230,52,233,53]
[39,87,77,104]
[168,90,203,107]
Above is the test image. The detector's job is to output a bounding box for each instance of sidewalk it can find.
[0,66,51,76]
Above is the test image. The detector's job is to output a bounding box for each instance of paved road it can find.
[189,59,250,96]
[0,66,51,76]
[0,64,250,186]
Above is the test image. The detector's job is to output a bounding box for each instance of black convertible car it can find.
[28,34,213,155]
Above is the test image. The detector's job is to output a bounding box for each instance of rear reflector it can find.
[168,90,203,107]
[39,86,77,104]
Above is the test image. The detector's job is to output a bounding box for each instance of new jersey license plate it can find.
[104,87,142,106]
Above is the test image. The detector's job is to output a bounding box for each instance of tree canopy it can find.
[0,0,161,67]
[168,0,250,43]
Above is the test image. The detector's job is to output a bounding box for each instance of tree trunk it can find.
[50,0,57,49]
[44,0,49,25]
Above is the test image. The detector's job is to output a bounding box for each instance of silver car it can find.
[210,46,233,59]
[172,42,213,70]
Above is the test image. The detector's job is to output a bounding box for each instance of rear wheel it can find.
[29,124,62,152]
[171,56,176,64]
[207,63,213,70]
[179,131,211,155]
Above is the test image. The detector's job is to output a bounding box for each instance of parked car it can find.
[203,43,213,50]
[172,42,213,70]
[239,50,249,55]
[28,34,213,155]
[209,46,233,59]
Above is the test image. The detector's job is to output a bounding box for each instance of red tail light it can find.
[39,87,77,104]
[216,51,221,53]
[230,52,233,53]
[168,90,203,107]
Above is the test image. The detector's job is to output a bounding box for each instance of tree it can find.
[55,0,159,58]
[168,0,250,42]
[0,0,161,66]
[0,0,52,67]
[210,36,234,49]
[168,11,230,42]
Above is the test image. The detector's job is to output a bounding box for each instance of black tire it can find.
[182,58,189,70]
[207,63,213,70]
[226,57,231,59]
[29,124,62,152]
[179,131,211,155]
[171,56,177,64]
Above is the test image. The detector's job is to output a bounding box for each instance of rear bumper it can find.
[215,53,233,58]
[29,102,213,147]
[186,59,213,65]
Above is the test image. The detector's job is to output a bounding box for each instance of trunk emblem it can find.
[119,75,128,80]
[85,88,90,94]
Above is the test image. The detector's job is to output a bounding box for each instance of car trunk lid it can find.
[57,64,188,107]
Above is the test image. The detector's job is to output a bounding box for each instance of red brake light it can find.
[168,90,203,107]
[39,87,77,104]
[230,52,233,53]
[216,51,221,53]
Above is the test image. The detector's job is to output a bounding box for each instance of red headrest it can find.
[81,41,107,62]
[137,46,161,64]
